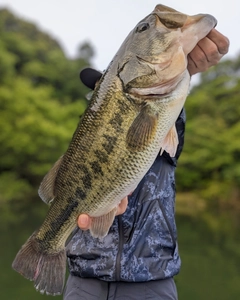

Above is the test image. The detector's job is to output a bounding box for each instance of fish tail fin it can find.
[12,233,66,295]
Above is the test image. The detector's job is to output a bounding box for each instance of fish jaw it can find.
[129,65,186,98]
[153,4,217,55]
[178,14,217,55]
[117,4,217,94]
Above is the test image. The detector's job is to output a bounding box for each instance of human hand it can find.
[77,196,129,231]
[187,28,230,76]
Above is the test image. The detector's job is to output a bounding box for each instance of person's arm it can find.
[78,28,229,231]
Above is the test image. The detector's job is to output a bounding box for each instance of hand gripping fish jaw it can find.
[12,4,217,296]
[118,4,217,96]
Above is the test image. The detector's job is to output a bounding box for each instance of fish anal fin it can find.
[126,106,158,151]
[90,207,118,238]
[38,156,64,204]
[160,125,179,157]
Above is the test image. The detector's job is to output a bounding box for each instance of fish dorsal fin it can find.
[160,125,179,157]
[126,106,158,151]
[38,156,63,204]
[90,207,118,238]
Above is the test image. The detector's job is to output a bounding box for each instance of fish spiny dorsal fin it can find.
[160,125,179,157]
[126,105,158,151]
[90,207,118,238]
[38,156,64,204]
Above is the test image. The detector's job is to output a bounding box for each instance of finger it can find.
[187,44,209,75]
[207,28,230,55]
[188,37,223,75]
[187,29,230,76]
[77,214,92,230]
[197,36,223,65]
[187,56,198,76]
[116,196,128,216]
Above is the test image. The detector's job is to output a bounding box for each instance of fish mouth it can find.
[129,72,185,99]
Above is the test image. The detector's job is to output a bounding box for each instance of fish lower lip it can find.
[129,86,173,98]
[129,73,185,98]
[135,92,171,99]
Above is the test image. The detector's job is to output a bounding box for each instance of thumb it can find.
[77,214,92,230]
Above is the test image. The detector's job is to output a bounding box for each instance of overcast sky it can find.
[0,0,239,71]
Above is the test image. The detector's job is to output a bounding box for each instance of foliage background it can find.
[0,8,239,299]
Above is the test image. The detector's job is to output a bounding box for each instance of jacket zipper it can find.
[115,215,124,281]
[157,199,176,250]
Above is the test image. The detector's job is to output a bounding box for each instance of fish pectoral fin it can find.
[90,207,118,238]
[38,156,64,204]
[160,125,179,157]
[126,106,158,151]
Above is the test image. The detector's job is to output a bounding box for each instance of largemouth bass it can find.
[12,4,217,296]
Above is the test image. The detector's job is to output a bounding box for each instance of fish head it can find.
[116,4,217,96]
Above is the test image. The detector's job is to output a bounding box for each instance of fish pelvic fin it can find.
[126,105,158,151]
[38,155,64,204]
[90,207,118,238]
[12,232,66,296]
[160,125,179,157]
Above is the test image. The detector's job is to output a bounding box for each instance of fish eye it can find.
[136,22,150,33]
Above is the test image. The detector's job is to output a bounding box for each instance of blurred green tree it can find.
[0,8,94,226]
[176,57,240,238]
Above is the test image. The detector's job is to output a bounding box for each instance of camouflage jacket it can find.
[66,109,186,282]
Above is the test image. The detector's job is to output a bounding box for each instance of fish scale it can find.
[37,75,168,247]
[12,4,217,296]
